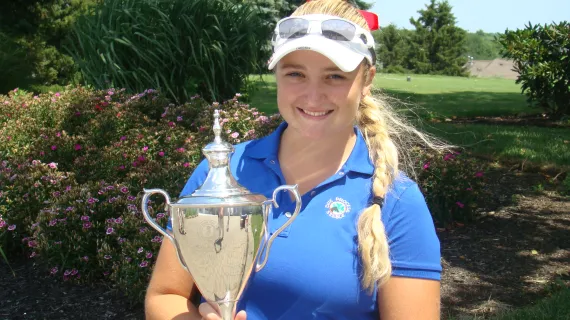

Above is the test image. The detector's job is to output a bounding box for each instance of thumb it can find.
[235,310,247,320]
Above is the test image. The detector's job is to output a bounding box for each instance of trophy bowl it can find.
[141,110,301,320]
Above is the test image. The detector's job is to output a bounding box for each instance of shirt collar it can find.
[245,121,374,176]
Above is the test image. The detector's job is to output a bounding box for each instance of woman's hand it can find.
[198,302,247,320]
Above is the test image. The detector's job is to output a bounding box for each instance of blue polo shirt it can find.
[169,122,441,319]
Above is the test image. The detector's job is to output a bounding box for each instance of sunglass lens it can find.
[279,19,309,39]
[321,19,356,41]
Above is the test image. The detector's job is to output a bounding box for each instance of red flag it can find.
[357,10,379,31]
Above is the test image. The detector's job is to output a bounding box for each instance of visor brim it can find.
[267,35,371,72]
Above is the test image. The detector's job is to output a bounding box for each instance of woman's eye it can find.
[286,72,303,77]
[328,74,345,80]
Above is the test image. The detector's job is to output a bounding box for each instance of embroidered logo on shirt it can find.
[325,197,351,219]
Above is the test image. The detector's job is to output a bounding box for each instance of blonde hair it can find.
[293,0,450,293]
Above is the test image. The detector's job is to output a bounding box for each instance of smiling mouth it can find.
[298,108,333,117]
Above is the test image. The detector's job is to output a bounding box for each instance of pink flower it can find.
[51,145,57,151]
[183,162,190,168]
[475,171,484,178]
[74,144,82,151]
[443,153,455,161]
[55,92,60,97]
[146,252,153,259]
[176,148,185,153]
[143,146,149,152]
[104,255,112,260]
[422,162,430,170]
[40,151,45,156]
[0,220,6,228]
[456,201,465,208]
[120,136,126,141]
[8,224,16,231]
[230,132,239,139]
[140,261,149,268]
[158,151,165,157]
[177,116,183,122]
[56,132,61,137]
[137,247,144,254]
[83,222,92,229]
[81,215,90,222]
[48,162,57,169]
[50,267,58,275]
[256,115,269,123]
[106,227,114,235]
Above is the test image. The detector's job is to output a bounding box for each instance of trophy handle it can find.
[255,184,301,272]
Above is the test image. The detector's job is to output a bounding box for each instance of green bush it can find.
[0,32,35,94]
[66,0,267,103]
[0,1,97,91]
[498,21,570,119]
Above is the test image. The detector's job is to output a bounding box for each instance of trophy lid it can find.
[176,109,266,207]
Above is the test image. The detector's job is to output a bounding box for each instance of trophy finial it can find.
[213,109,222,144]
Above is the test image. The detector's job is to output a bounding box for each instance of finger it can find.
[198,302,221,320]
[235,310,247,320]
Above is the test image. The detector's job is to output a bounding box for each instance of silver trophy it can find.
[141,110,301,320]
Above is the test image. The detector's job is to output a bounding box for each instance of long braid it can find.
[356,94,398,292]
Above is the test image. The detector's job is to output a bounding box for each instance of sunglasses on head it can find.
[272,15,375,49]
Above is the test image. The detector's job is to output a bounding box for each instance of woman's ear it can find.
[362,66,376,97]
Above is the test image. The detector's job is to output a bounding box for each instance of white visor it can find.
[267,14,376,72]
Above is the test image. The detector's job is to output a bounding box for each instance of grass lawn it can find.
[247,73,568,168]
[424,123,570,168]
[375,73,533,119]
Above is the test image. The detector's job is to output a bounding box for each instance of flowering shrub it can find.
[0,85,486,303]
[0,159,79,255]
[416,149,488,228]
[0,85,284,301]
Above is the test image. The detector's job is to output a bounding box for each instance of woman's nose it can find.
[303,80,326,106]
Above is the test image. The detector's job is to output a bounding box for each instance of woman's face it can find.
[275,50,375,140]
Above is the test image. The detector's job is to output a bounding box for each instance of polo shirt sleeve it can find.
[166,159,209,232]
[383,182,442,281]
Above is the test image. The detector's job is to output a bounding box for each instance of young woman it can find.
[145,0,444,319]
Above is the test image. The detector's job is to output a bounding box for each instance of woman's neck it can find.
[277,126,356,194]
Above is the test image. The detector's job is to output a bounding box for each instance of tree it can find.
[374,25,410,72]
[465,30,502,60]
[406,0,467,76]
[498,21,570,119]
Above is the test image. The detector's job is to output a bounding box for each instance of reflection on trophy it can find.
[141,110,302,320]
